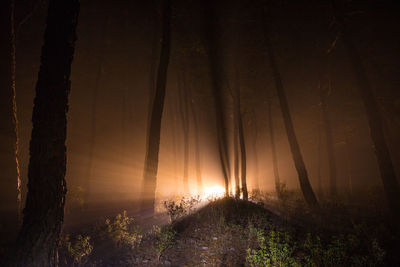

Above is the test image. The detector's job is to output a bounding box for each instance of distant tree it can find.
[141,0,171,213]
[203,0,231,196]
[318,82,338,198]
[261,2,319,209]
[237,86,248,200]
[233,87,241,198]
[12,0,79,265]
[188,81,203,195]
[85,15,109,206]
[331,0,400,214]
[177,69,190,194]
[266,97,282,199]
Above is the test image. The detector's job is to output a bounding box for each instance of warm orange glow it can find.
[203,185,225,200]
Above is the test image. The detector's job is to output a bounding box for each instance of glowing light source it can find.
[203,185,225,200]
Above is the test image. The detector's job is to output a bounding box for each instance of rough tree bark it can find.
[203,0,231,195]
[141,0,171,213]
[262,2,319,209]
[331,0,400,214]
[12,0,79,265]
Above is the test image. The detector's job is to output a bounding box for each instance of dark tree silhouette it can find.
[319,83,337,198]
[178,69,190,194]
[266,98,281,198]
[141,0,171,213]
[0,0,19,236]
[12,0,79,265]
[188,83,203,194]
[237,90,248,200]
[331,0,400,214]
[261,2,319,209]
[85,16,109,205]
[203,0,231,195]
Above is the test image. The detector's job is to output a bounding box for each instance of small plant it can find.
[153,225,176,261]
[104,210,142,249]
[247,227,300,267]
[59,233,93,266]
[163,196,201,222]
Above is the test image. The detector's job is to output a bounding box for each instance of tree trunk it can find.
[203,0,231,196]
[85,16,109,205]
[319,84,337,198]
[12,0,79,265]
[188,83,203,195]
[251,119,260,192]
[233,93,240,198]
[237,94,248,200]
[266,98,281,199]
[141,0,171,213]
[262,3,319,209]
[331,0,400,214]
[0,0,19,239]
[178,69,190,195]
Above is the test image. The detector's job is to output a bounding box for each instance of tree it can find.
[331,0,400,214]
[177,69,190,194]
[0,0,20,237]
[85,16,109,206]
[203,0,231,196]
[261,2,319,209]
[141,0,171,213]
[266,97,282,198]
[237,87,248,200]
[12,0,79,265]
[319,82,338,198]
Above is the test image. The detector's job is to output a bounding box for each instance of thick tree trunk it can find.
[203,0,231,195]
[12,0,79,265]
[141,0,171,213]
[262,4,319,209]
[178,69,190,195]
[0,0,19,238]
[331,0,400,214]
[319,85,337,198]
[266,98,281,199]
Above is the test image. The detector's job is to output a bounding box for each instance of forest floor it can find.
[60,189,399,266]
[1,190,400,266]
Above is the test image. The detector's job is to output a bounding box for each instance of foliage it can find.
[303,232,386,267]
[163,196,201,222]
[153,225,176,261]
[247,227,300,267]
[104,210,142,249]
[59,233,93,266]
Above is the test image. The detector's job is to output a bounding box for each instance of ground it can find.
[1,190,400,266]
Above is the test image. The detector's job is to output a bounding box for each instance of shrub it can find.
[247,227,300,267]
[163,196,201,222]
[59,233,93,266]
[153,225,176,261]
[104,210,142,249]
